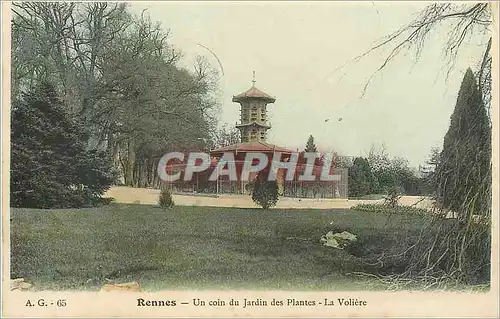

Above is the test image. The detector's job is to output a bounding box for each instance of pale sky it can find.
[130,1,489,166]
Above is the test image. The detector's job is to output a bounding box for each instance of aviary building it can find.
[161,75,348,198]
[232,80,274,143]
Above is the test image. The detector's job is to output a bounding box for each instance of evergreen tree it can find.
[10,82,116,208]
[435,68,491,217]
[304,135,318,153]
[251,170,279,209]
[158,188,175,209]
[420,147,441,195]
[348,157,373,197]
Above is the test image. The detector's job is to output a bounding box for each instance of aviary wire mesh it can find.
[160,164,349,199]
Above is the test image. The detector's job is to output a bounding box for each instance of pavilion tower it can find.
[232,72,275,143]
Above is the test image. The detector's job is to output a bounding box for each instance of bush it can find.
[158,189,175,209]
[94,197,115,206]
[245,180,255,195]
[251,173,279,209]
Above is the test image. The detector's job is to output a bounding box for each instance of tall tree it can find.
[435,68,491,218]
[348,157,373,197]
[419,147,441,195]
[11,3,220,188]
[339,2,493,286]
[304,135,318,153]
[11,82,116,208]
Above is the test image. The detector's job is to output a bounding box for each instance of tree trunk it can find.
[152,159,159,189]
[136,160,148,188]
[146,158,155,188]
[124,136,136,186]
[108,132,123,184]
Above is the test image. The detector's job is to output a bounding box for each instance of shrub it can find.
[251,173,279,209]
[158,188,175,209]
[245,180,255,195]
[94,197,115,206]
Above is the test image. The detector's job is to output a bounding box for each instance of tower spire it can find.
[233,75,275,143]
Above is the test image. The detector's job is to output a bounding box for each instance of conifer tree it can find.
[304,135,318,153]
[251,169,279,209]
[348,157,373,197]
[435,68,491,218]
[11,82,116,208]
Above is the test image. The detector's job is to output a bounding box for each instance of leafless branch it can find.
[335,3,492,98]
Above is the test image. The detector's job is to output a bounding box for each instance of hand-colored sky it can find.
[130,2,489,166]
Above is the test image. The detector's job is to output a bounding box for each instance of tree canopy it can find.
[11,3,221,189]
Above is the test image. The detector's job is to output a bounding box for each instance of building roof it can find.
[210,141,294,155]
[232,86,276,103]
[235,122,271,129]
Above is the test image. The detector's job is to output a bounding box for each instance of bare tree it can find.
[211,124,241,149]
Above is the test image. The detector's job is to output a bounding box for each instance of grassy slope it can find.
[10,204,429,291]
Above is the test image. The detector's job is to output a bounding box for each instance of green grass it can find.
[10,203,431,291]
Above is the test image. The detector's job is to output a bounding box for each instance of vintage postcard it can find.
[2,1,499,318]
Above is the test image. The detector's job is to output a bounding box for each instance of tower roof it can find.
[210,141,293,155]
[232,86,276,103]
[235,122,271,129]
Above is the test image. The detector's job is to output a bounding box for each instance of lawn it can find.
[10,203,431,291]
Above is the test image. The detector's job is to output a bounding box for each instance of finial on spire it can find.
[252,71,256,87]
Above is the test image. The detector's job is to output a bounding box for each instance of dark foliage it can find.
[348,155,425,198]
[435,68,491,218]
[158,188,175,209]
[251,171,279,209]
[348,157,373,197]
[304,135,318,153]
[10,82,117,208]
